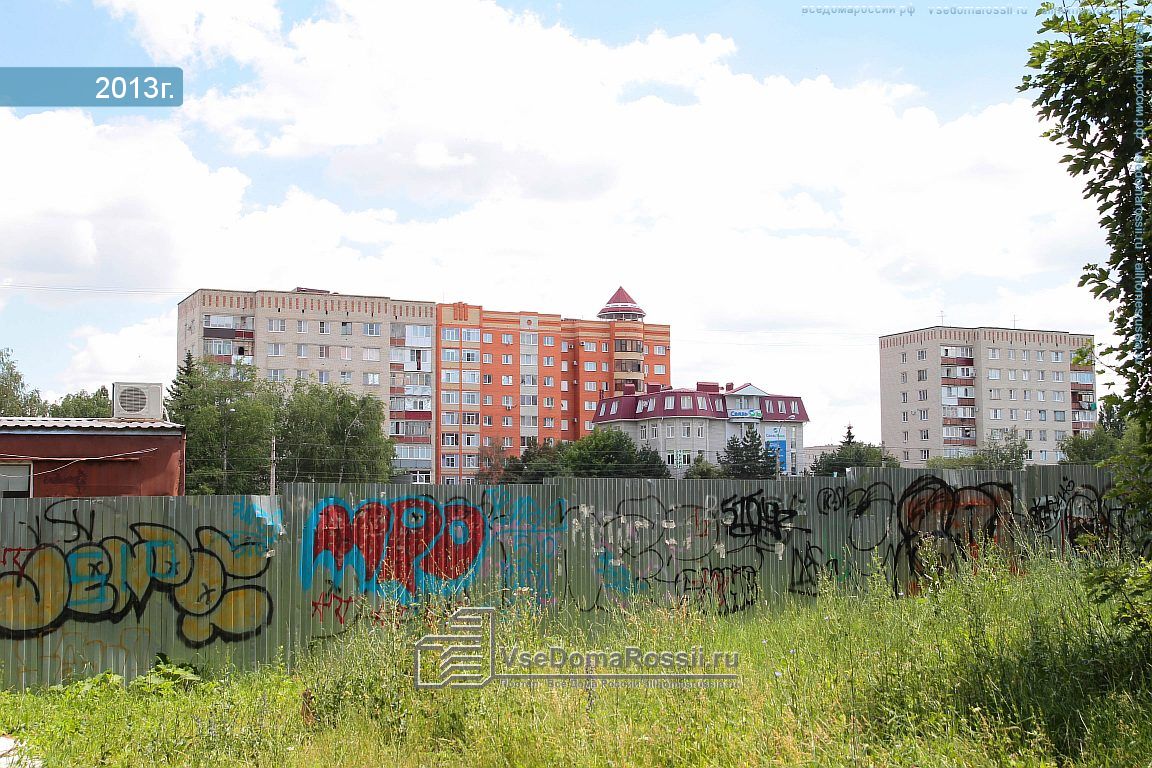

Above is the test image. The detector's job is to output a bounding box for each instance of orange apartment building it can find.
[435,288,671,483]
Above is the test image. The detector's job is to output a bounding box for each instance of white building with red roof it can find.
[591,380,808,476]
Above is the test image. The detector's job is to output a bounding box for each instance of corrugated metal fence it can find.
[0,466,1137,687]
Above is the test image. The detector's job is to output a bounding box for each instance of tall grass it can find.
[3,551,1152,767]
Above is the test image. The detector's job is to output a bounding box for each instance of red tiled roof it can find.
[597,287,646,319]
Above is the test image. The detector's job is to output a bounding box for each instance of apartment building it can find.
[177,286,671,484]
[435,288,671,483]
[176,287,437,482]
[591,381,808,477]
[879,326,1097,468]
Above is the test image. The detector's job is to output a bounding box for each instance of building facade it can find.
[176,288,438,482]
[0,418,186,497]
[177,286,671,483]
[879,326,1096,468]
[591,381,808,477]
[434,288,671,484]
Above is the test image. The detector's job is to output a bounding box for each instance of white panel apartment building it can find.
[176,288,437,482]
[879,326,1097,468]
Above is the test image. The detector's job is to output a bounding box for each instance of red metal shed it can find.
[0,418,186,498]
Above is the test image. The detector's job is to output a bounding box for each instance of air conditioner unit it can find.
[112,382,164,420]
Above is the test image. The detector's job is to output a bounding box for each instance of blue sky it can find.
[0,1,1113,443]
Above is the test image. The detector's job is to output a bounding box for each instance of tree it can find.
[165,361,277,495]
[475,445,511,484]
[562,429,653,478]
[275,381,394,485]
[979,428,1029,471]
[635,445,673,479]
[501,439,569,483]
[684,454,723,479]
[1021,2,1151,431]
[0,349,48,416]
[718,426,777,479]
[48,386,111,418]
[1098,398,1127,439]
[1060,427,1122,465]
[809,425,900,476]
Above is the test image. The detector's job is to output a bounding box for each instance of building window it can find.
[521,354,538,366]
[543,356,555,366]
[920,429,929,440]
[654,365,666,375]
[318,370,330,384]
[442,349,460,363]
[920,449,930,461]
[362,347,380,362]
[442,328,460,342]
[917,390,928,401]
[268,318,286,332]
[988,348,1000,360]
[340,346,352,361]
[443,433,460,447]
[462,328,481,342]
[363,373,380,386]
[268,369,286,382]
[584,401,595,411]
[364,323,381,336]
[267,343,284,357]
[319,321,330,334]
[502,334,513,344]
[584,362,596,372]
[340,322,352,336]
[901,411,908,422]
[339,371,352,385]
[917,349,927,360]
[584,382,596,391]
[901,392,909,403]
[483,333,492,344]
[0,464,32,498]
[987,369,1001,380]
[502,354,513,365]
[901,372,907,384]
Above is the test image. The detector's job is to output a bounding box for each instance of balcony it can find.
[958,397,976,406]
[941,377,975,386]
[1071,363,1093,372]
[944,438,978,446]
[1071,382,1093,391]
[235,330,254,340]
[942,417,977,426]
[403,361,431,372]
[940,356,975,366]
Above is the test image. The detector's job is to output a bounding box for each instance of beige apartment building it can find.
[879,326,1097,468]
[176,288,437,482]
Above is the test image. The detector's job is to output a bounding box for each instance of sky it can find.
[0,0,1115,445]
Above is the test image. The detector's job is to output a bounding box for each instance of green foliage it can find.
[977,427,1029,470]
[129,657,206,696]
[165,359,277,494]
[1060,424,1122,465]
[562,428,668,478]
[165,358,394,493]
[0,348,48,416]
[717,426,777,479]
[500,439,570,483]
[634,445,673,479]
[683,454,722,479]
[809,425,900,475]
[1086,557,1152,636]
[275,380,394,485]
[1021,0,1152,439]
[48,386,111,418]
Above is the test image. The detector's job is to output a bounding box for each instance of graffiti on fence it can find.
[299,495,489,628]
[1028,476,1145,554]
[484,487,567,604]
[0,500,274,647]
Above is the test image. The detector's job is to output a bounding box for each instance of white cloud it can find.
[0,0,1118,445]
[59,310,178,396]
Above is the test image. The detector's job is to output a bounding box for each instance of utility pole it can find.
[269,433,277,496]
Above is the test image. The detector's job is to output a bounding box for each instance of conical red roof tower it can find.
[597,287,646,321]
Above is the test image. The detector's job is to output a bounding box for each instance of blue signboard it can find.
[765,439,788,474]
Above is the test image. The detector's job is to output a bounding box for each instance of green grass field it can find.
[4,551,1152,767]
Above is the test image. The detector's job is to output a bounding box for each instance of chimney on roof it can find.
[646,383,661,394]
[725,382,734,391]
[623,382,637,395]
[697,381,720,393]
